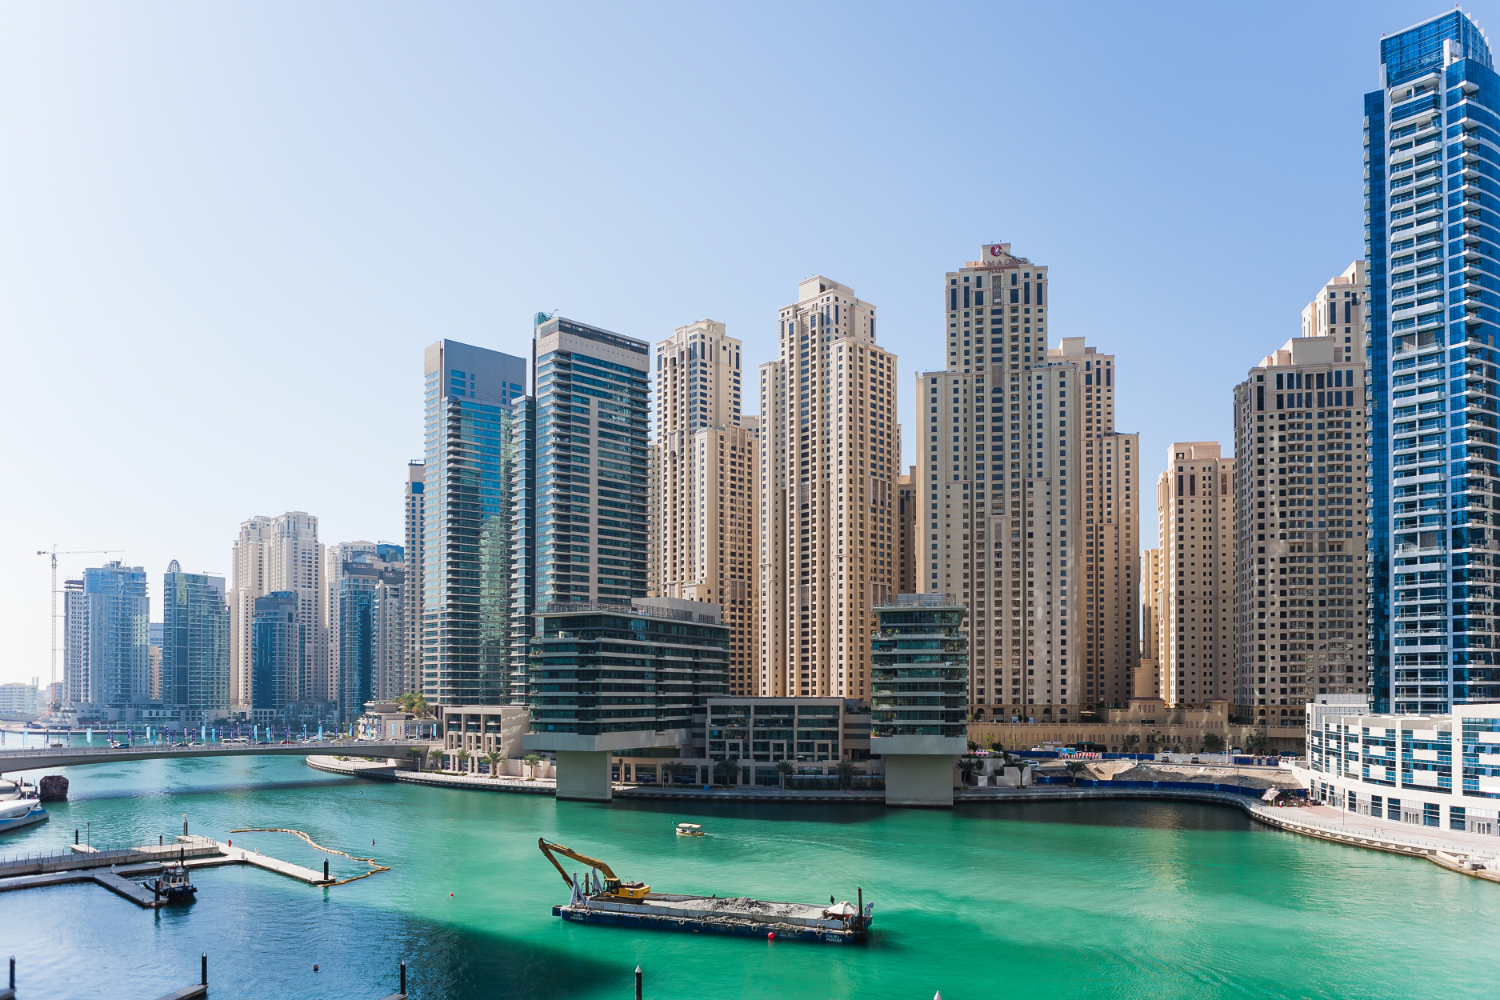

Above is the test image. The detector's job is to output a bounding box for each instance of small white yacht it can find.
[0,779,48,835]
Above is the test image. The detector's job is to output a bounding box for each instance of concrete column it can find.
[555,749,612,802]
[884,754,957,808]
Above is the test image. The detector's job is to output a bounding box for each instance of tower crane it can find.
[36,547,122,705]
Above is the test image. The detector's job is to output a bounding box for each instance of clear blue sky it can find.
[0,1,1481,684]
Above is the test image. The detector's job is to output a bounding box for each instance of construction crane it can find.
[537,838,651,899]
[35,547,122,704]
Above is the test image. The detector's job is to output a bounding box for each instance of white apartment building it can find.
[759,276,894,699]
[1154,442,1234,707]
[228,512,323,712]
[1300,699,1500,837]
[918,244,1137,722]
[1233,265,1369,729]
[403,460,425,699]
[650,319,758,696]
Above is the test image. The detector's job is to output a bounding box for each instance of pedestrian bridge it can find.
[0,740,439,774]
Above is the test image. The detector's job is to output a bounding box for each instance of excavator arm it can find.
[537,838,619,891]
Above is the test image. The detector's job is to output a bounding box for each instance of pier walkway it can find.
[0,831,362,907]
[0,739,437,774]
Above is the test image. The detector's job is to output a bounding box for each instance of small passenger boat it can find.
[675,823,704,837]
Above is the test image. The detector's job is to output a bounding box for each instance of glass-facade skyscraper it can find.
[513,315,650,708]
[1368,11,1500,714]
[421,339,526,708]
[161,560,230,723]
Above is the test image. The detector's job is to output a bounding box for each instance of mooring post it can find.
[857,886,863,927]
[10,955,15,990]
[400,960,406,994]
[182,813,188,837]
[323,859,330,881]
[74,829,78,844]
[201,952,207,985]
[635,964,642,1000]
[153,881,160,907]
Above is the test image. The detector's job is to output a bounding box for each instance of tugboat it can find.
[38,775,69,801]
[152,850,198,903]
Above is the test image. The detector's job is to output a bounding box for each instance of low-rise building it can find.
[437,704,529,769]
[1299,699,1500,834]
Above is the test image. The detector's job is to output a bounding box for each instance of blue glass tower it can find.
[421,340,526,708]
[1369,11,1500,714]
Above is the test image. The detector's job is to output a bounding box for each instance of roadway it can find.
[0,739,438,773]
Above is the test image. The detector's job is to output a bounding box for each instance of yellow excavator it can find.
[537,838,652,900]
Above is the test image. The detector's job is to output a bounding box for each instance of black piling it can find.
[323,859,330,881]
[74,829,78,844]
[635,964,642,1000]
[10,955,15,990]
[201,952,207,985]
[400,960,406,994]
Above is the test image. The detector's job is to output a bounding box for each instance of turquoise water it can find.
[2,755,1496,999]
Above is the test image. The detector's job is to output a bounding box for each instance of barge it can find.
[539,838,871,944]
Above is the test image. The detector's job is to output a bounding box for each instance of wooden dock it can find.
[205,840,331,885]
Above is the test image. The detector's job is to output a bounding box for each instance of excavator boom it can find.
[537,838,619,890]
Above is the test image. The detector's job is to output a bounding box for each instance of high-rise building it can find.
[896,466,919,595]
[228,513,322,712]
[918,244,1138,723]
[649,320,758,695]
[251,591,304,721]
[402,460,425,698]
[334,545,404,720]
[325,540,377,707]
[511,316,649,704]
[62,578,85,705]
[1366,11,1500,714]
[759,276,892,700]
[148,622,163,702]
[1154,443,1233,707]
[1233,271,1370,728]
[1140,547,1164,698]
[161,560,230,723]
[421,339,525,707]
[61,562,150,708]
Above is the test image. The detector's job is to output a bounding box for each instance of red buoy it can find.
[767,932,775,940]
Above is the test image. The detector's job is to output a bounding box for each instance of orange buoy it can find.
[313,965,319,972]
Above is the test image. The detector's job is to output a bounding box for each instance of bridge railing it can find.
[0,739,434,759]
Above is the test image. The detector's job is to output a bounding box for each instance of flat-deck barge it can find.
[539,838,871,944]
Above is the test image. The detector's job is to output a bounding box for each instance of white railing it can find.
[1251,805,1498,857]
[0,738,433,759]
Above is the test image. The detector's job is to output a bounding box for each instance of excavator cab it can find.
[614,880,651,900]
[539,838,651,900]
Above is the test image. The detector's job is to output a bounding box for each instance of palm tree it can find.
[774,759,795,789]
[427,746,445,771]
[407,746,425,772]
[522,753,543,780]
[833,759,858,790]
[713,758,734,788]
[956,757,981,788]
[456,748,470,774]
[484,751,505,778]
[1064,761,1087,786]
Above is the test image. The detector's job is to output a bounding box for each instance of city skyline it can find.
[0,3,1466,685]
